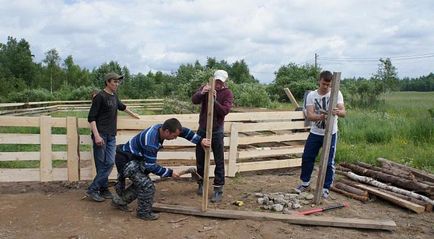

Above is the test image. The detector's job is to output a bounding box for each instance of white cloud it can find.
[0,0,433,83]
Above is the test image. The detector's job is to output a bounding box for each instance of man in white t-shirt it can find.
[295,71,346,199]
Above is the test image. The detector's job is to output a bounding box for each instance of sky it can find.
[1,0,433,83]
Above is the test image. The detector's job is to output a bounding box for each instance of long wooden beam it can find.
[152,203,396,231]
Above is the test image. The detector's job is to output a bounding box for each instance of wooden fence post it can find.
[40,116,53,182]
[227,123,239,177]
[67,117,80,181]
[313,72,341,204]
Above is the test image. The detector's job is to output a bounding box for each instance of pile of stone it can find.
[254,192,314,214]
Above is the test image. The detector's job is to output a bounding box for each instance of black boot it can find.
[211,185,223,203]
[197,182,203,196]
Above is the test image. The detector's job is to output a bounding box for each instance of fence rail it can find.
[0,111,308,182]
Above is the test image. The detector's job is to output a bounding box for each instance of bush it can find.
[229,82,271,108]
[7,88,53,102]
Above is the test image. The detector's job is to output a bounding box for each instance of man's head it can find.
[104,72,124,92]
[318,70,333,92]
[161,118,182,140]
[213,70,228,90]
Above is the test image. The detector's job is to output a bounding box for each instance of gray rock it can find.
[291,203,301,209]
[304,193,314,200]
[272,204,284,212]
[299,200,311,205]
[282,208,292,214]
[257,198,265,205]
[254,193,264,197]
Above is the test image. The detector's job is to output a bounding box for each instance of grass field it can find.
[337,91,434,173]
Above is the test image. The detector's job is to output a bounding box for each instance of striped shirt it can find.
[121,124,202,177]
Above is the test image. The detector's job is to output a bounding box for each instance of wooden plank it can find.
[0,168,40,182]
[0,116,39,127]
[0,151,67,161]
[227,123,239,177]
[238,146,304,159]
[39,116,53,182]
[152,203,396,231]
[284,88,300,108]
[203,77,215,212]
[353,183,425,214]
[67,117,79,181]
[238,132,309,145]
[237,121,308,132]
[0,133,66,145]
[314,72,340,204]
[237,158,301,172]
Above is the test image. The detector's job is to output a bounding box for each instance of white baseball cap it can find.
[213,70,228,82]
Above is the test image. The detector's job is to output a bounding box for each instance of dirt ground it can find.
[0,168,433,239]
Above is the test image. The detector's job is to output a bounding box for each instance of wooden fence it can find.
[0,111,308,182]
[0,99,164,116]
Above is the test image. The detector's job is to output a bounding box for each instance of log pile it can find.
[333,158,434,213]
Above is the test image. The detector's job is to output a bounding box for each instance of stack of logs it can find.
[331,158,434,214]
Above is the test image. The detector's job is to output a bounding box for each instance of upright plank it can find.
[227,123,239,177]
[284,88,300,108]
[40,116,53,182]
[314,72,341,204]
[67,117,80,181]
[202,78,215,212]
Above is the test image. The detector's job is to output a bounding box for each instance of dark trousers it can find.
[300,133,337,189]
[195,128,225,186]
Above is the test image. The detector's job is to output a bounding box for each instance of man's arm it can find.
[306,105,326,122]
[192,85,207,104]
[124,108,141,119]
[141,146,173,177]
[88,95,104,145]
[214,90,233,117]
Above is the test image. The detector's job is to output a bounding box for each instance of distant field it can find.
[337,91,434,173]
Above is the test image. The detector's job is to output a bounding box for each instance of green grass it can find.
[336,91,434,173]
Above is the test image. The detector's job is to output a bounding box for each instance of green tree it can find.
[43,49,62,93]
[374,58,398,92]
[230,60,257,84]
[267,63,319,101]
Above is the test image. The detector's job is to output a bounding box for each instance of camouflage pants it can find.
[121,160,155,217]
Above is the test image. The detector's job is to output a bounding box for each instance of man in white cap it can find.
[192,69,234,203]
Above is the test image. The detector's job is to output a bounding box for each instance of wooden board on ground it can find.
[353,183,425,214]
[152,203,396,231]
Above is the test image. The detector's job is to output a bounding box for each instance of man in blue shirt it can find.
[112,118,210,220]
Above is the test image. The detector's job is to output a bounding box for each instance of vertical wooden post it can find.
[313,72,341,204]
[227,123,239,177]
[67,117,80,181]
[284,88,300,109]
[202,78,215,212]
[40,116,53,182]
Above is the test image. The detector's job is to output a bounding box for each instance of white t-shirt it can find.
[305,90,344,135]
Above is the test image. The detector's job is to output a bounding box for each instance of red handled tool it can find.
[297,202,349,216]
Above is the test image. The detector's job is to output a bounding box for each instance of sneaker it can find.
[111,200,132,212]
[137,213,159,221]
[322,189,330,199]
[294,183,310,193]
[85,191,105,202]
[211,186,223,203]
[100,189,113,199]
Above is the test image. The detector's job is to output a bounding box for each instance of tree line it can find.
[1,36,432,108]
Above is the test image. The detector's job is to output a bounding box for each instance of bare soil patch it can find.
[1,168,433,239]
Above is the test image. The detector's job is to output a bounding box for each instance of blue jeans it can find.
[300,133,337,189]
[87,133,116,193]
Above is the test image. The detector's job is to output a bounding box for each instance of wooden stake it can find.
[202,78,215,212]
[66,117,80,181]
[284,88,300,108]
[40,116,53,182]
[313,72,341,204]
